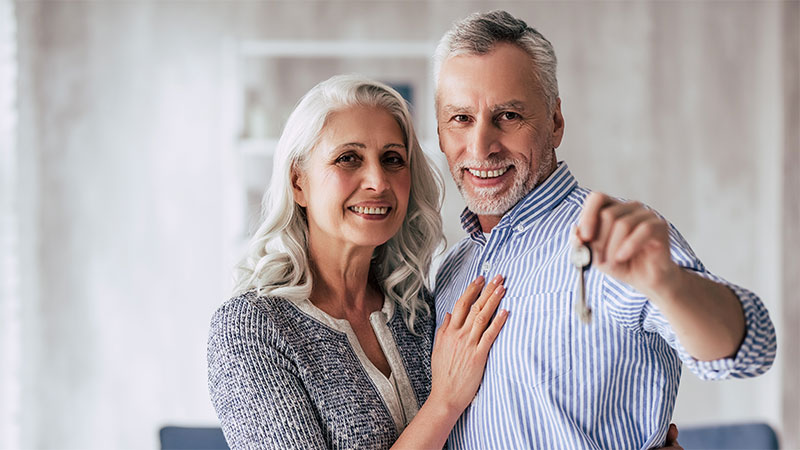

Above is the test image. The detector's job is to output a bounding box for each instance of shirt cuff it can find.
[676,282,776,381]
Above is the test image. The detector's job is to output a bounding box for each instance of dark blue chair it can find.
[159,422,779,449]
[159,426,229,450]
[678,422,779,449]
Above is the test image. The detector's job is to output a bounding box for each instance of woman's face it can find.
[292,105,411,252]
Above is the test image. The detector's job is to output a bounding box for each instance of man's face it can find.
[436,43,564,218]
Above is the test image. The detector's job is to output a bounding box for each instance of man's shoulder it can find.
[436,235,475,270]
[563,184,592,208]
[432,236,476,296]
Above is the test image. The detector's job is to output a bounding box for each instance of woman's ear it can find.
[291,166,308,207]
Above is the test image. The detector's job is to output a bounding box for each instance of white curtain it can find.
[0,0,21,448]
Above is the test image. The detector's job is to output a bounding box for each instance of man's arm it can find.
[578,192,748,362]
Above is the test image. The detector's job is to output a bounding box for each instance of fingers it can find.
[474,274,504,311]
[477,308,509,353]
[445,274,507,350]
[467,279,506,343]
[601,206,649,264]
[451,276,485,328]
[578,193,667,265]
[614,216,667,262]
[577,192,614,242]
[438,312,451,334]
[666,423,679,443]
[663,423,682,450]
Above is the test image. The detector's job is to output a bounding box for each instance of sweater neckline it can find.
[293,296,417,434]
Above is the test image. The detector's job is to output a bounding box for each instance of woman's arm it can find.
[207,299,327,450]
[392,275,508,449]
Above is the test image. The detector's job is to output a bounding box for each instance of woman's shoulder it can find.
[209,292,296,342]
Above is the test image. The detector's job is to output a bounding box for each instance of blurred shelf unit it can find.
[235,39,437,159]
[238,138,279,157]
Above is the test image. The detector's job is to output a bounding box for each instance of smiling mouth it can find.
[467,167,510,179]
[349,206,390,215]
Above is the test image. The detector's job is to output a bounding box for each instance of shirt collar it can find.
[460,162,578,242]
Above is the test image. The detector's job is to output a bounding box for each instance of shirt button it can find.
[481,261,492,272]
[515,224,525,233]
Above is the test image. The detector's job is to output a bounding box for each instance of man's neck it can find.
[477,215,502,233]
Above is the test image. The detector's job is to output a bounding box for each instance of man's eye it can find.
[500,111,521,121]
[452,114,470,123]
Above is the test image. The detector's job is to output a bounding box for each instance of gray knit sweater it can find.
[207,291,435,449]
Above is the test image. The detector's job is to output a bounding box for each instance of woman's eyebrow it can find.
[334,142,366,151]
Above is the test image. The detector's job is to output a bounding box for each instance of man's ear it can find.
[291,167,308,207]
[551,97,565,149]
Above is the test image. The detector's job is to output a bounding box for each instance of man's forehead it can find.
[435,53,542,112]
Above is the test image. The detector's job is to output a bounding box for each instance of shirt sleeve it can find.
[603,221,777,381]
[207,298,327,450]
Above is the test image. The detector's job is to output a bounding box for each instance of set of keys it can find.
[570,227,592,324]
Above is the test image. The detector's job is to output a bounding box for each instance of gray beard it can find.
[453,149,555,216]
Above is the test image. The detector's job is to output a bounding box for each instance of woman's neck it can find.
[307,237,382,319]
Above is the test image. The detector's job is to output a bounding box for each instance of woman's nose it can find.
[362,162,390,192]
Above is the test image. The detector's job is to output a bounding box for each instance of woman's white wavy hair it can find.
[234,74,444,330]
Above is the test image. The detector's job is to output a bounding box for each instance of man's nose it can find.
[467,118,501,159]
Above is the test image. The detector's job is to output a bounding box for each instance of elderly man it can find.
[432,10,776,449]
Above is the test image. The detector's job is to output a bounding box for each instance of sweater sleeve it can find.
[207,297,327,450]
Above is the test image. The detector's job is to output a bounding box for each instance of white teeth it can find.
[350,206,389,215]
[468,167,509,179]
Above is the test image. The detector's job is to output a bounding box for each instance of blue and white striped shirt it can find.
[434,162,776,450]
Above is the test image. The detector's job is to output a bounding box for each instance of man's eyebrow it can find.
[439,104,475,116]
[491,101,527,112]
[439,101,528,116]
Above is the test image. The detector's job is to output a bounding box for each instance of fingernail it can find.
[494,285,505,295]
[577,226,589,242]
[475,275,485,284]
[492,274,504,284]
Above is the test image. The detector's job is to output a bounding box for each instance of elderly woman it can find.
[207,74,508,449]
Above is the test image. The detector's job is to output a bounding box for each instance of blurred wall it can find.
[15,2,239,448]
[10,1,798,449]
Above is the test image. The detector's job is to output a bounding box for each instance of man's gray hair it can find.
[434,10,559,110]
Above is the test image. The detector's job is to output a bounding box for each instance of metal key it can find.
[570,231,593,324]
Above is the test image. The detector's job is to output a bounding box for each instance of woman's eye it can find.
[383,155,406,167]
[335,153,358,164]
